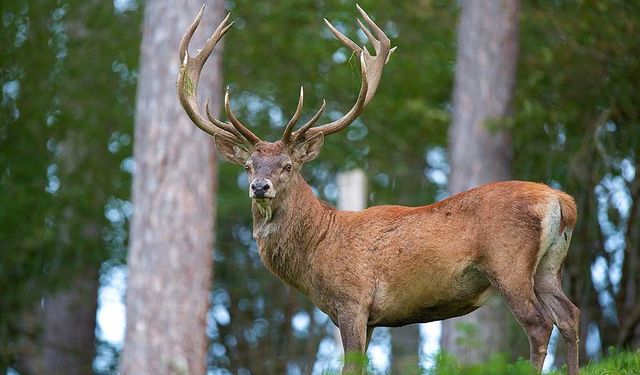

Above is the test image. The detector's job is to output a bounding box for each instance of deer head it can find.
[177,5,394,215]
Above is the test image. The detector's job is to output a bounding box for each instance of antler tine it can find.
[178,5,204,63]
[291,5,392,141]
[356,4,388,44]
[205,99,244,140]
[282,87,305,143]
[294,53,369,139]
[292,99,326,144]
[177,7,252,144]
[192,10,234,67]
[224,88,262,144]
[323,18,360,52]
[355,4,393,105]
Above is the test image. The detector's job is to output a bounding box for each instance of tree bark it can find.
[440,0,520,364]
[391,325,420,374]
[120,0,222,373]
[42,269,99,375]
[16,269,98,375]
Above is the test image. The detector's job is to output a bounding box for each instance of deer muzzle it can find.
[249,178,275,199]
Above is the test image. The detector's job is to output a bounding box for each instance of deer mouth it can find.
[251,195,276,207]
[250,189,276,201]
[253,197,273,203]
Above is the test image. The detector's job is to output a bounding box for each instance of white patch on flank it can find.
[540,227,571,275]
[536,196,573,277]
[534,198,562,272]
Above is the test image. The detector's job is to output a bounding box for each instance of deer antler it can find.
[281,87,327,144]
[177,6,261,145]
[178,5,393,147]
[287,4,395,144]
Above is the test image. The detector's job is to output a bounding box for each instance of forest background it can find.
[1,0,639,374]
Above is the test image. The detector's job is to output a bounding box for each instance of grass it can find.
[323,349,640,374]
[425,349,640,375]
[578,349,640,375]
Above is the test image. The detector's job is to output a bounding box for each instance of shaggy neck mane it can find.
[251,173,335,292]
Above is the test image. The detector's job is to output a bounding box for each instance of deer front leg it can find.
[338,309,369,375]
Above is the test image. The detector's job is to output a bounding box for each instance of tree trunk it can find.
[42,269,99,375]
[16,269,98,375]
[120,0,222,373]
[391,325,420,374]
[440,0,520,364]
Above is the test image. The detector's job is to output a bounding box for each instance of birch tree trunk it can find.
[440,0,520,364]
[120,0,222,373]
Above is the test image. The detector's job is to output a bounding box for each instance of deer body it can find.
[177,6,580,374]
[252,174,575,329]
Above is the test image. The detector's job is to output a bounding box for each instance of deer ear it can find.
[214,135,251,165]
[292,132,324,163]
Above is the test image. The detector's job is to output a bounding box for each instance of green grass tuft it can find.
[320,349,640,374]
[425,353,538,375]
[579,348,640,375]
[427,349,640,375]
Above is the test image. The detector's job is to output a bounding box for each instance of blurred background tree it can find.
[1,0,638,374]
[441,0,520,363]
[515,0,640,366]
[1,0,139,373]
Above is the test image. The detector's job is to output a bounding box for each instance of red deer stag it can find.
[177,5,580,374]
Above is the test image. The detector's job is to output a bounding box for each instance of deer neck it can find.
[251,173,334,293]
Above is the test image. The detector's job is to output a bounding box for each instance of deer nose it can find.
[250,178,273,198]
[251,180,270,192]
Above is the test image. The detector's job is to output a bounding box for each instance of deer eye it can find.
[283,164,292,172]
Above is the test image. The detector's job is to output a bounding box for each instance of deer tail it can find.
[557,191,577,233]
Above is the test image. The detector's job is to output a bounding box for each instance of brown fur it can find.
[243,168,579,374]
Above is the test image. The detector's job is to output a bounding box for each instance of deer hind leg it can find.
[480,239,553,372]
[534,279,580,375]
[534,233,580,375]
[493,278,553,372]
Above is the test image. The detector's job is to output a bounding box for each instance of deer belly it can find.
[368,267,494,326]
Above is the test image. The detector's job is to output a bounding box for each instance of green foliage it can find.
[426,350,640,375]
[0,0,141,368]
[2,0,639,372]
[289,350,640,374]
[515,0,640,182]
[580,349,640,375]
[427,353,536,375]
[343,351,370,375]
[451,322,481,351]
[515,0,640,353]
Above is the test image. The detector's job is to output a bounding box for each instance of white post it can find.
[337,169,367,211]
[333,169,367,357]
